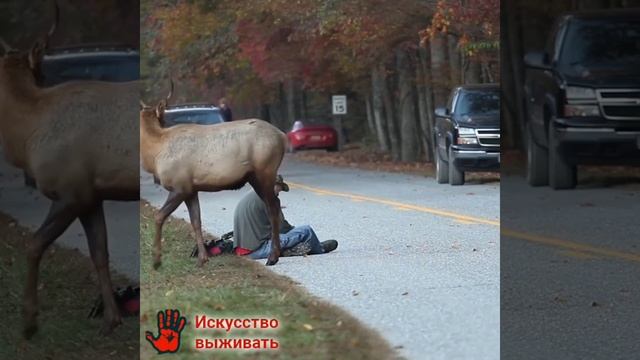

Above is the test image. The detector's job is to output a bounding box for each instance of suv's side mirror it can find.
[435,107,450,118]
[524,52,550,70]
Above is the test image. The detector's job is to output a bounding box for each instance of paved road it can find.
[0,157,139,282]
[501,171,640,360]
[141,156,500,360]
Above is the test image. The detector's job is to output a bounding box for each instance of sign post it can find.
[331,95,347,150]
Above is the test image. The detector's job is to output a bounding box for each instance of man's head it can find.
[219,97,227,108]
[274,175,289,195]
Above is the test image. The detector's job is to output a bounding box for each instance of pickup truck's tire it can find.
[435,146,449,184]
[526,127,549,186]
[448,147,465,186]
[548,121,577,190]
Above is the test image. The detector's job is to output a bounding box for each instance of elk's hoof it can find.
[100,315,122,336]
[265,257,279,266]
[196,256,208,267]
[23,323,38,339]
[153,260,162,270]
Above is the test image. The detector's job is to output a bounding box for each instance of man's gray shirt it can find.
[233,190,293,251]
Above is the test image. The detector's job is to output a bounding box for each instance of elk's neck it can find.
[139,114,164,173]
[0,76,42,168]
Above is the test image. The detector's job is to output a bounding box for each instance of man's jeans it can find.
[249,225,324,259]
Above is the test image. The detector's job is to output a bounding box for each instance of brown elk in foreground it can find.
[0,20,139,337]
[140,84,287,267]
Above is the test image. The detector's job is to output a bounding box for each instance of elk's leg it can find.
[185,193,208,267]
[79,201,121,335]
[250,176,281,266]
[154,191,186,269]
[23,201,78,339]
[263,192,282,266]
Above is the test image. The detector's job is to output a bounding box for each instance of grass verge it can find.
[0,212,138,360]
[140,201,398,360]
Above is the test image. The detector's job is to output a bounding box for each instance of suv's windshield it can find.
[559,18,640,68]
[42,55,139,85]
[455,90,500,116]
[164,109,224,126]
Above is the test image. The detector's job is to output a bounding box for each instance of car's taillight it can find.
[294,133,305,141]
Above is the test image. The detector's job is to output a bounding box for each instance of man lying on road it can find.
[233,175,338,259]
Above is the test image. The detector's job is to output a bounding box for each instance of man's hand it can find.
[145,309,187,354]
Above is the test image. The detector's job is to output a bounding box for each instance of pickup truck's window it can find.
[164,110,224,126]
[559,19,640,69]
[42,56,140,85]
[447,89,457,112]
[455,90,500,116]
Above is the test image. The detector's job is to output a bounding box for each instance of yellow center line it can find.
[502,228,640,263]
[287,181,500,227]
[287,181,639,263]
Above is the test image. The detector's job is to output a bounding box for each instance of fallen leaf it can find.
[165,290,173,297]
[336,320,342,327]
[402,292,408,296]
[352,290,359,296]
[303,324,313,331]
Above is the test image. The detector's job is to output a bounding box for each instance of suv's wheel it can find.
[435,144,449,184]
[526,125,549,186]
[448,146,465,185]
[548,120,577,190]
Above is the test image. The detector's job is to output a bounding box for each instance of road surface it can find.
[141,156,500,360]
[502,171,640,359]
[0,157,139,282]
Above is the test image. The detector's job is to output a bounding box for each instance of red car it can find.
[287,120,338,152]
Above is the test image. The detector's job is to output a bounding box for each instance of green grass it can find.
[0,212,138,360]
[140,202,397,360]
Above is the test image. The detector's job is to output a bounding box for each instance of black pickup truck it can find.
[523,10,640,189]
[434,84,500,185]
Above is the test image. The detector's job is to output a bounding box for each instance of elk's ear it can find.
[155,101,167,119]
[28,40,46,70]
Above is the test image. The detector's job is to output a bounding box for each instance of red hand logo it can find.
[145,309,187,354]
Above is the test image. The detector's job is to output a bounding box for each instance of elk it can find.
[0,9,139,337]
[140,83,287,268]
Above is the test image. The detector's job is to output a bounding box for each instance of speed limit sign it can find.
[332,95,347,115]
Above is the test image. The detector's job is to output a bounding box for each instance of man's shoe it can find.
[282,241,312,257]
[321,240,338,253]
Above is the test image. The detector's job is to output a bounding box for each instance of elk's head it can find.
[0,0,58,87]
[140,79,174,127]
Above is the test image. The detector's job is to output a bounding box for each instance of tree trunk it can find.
[465,57,482,84]
[417,46,434,162]
[285,78,296,126]
[396,49,419,162]
[299,88,307,121]
[430,33,449,108]
[419,44,435,160]
[365,94,376,139]
[504,0,526,149]
[371,67,390,152]
[261,103,271,123]
[381,65,401,161]
[447,34,462,85]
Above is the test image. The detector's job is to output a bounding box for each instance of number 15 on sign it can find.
[332,95,347,115]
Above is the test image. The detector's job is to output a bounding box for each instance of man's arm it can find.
[279,209,294,233]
